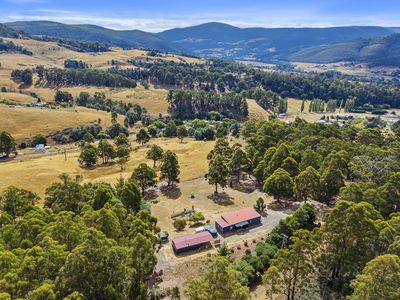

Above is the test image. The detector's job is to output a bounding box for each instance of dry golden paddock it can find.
[0,138,214,198]
[0,105,123,142]
[0,37,368,299]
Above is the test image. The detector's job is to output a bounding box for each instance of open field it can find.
[0,37,197,115]
[0,138,215,198]
[247,99,270,119]
[0,84,168,115]
[0,91,37,104]
[1,38,204,71]
[0,134,288,298]
[286,98,400,123]
[0,104,123,142]
[247,98,400,125]
[293,61,398,79]
[103,86,169,115]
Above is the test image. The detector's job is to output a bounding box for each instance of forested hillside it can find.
[5,21,400,66]
[158,22,396,62]
[0,38,32,55]
[3,0,400,298]
[111,58,400,109]
[290,34,400,66]
[1,21,400,300]
[185,117,400,299]
[0,23,27,38]
[6,21,181,52]
[0,175,158,299]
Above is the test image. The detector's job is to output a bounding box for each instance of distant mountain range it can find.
[289,34,400,66]
[157,22,395,60]
[4,21,400,66]
[0,23,27,38]
[5,21,181,52]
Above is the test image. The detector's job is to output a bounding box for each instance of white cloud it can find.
[2,10,202,32]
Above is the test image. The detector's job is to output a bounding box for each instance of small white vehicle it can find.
[195,226,206,233]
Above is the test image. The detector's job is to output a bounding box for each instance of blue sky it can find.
[1,0,400,32]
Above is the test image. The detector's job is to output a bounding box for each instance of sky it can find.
[1,0,400,32]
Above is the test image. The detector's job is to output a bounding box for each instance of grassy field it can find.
[246,99,270,119]
[0,104,123,142]
[1,38,204,70]
[0,133,281,298]
[3,34,396,299]
[107,86,169,115]
[0,37,199,115]
[0,138,215,198]
[17,85,169,115]
[248,98,400,124]
[293,61,398,79]
[0,37,171,115]
[286,98,400,123]
[0,91,37,104]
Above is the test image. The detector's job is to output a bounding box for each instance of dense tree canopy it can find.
[38,68,137,88]
[0,132,16,158]
[167,89,248,119]
[185,256,250,300]
[0,176,158,300]
[160,150,180,188]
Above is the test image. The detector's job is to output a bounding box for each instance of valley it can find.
[0,18,399,300]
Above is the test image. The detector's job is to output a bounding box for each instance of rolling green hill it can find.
[157,22,395,62]
[6,21,181,52]
[289,34,400,66]
[0,23,27,38]
[4,21,400,66]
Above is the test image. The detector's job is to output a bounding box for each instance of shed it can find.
[172,231,214,254]
[215,207,261,234]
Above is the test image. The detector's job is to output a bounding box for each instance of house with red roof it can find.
[215,207,261,234]
[172,231,214,254]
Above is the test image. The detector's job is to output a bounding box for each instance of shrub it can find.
[189,212,205,222]
[173,218,186,231]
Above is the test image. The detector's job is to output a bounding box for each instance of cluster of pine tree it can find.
[308,99,325,113]
[254,71,400,108]
[37,67,137,88]
[0,38,32,55]
[113,58,252,92]
[167,89,248,119]
[64,59,89,69]
[10,69,33,85]
[242,88,282,111]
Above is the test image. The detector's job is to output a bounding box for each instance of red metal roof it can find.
[172,231,213,250]
[216,218,230,228]
[220,207,261,226]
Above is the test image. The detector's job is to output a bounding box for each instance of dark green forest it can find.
[0,175,158,300]
[0,39,32,55]
[189,118,400,299]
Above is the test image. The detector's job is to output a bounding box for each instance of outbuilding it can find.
[172,231,214,254]
[215,207,261,234]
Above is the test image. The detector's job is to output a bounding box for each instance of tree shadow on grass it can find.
[18,83,32,89]
[207,192,234,206]
[230,180,256,193]
[267,199,301,211]
[79,165,97,170]
[160,185,182,200]
[144,188,159,202]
